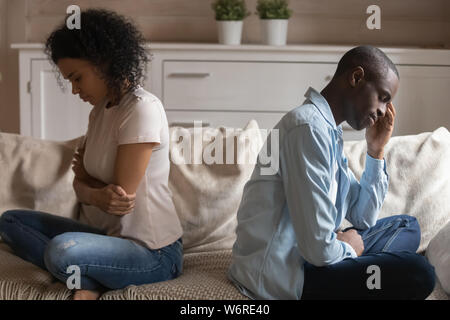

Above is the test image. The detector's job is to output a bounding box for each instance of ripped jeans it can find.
[0,209,183,291]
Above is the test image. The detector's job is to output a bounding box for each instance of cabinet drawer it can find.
[163,60,336,112]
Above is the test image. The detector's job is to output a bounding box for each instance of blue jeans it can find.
[302,215,436,300]
[0,209,183,291]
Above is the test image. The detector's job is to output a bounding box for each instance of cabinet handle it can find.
[170,121,211,128]
[168,73,211,78]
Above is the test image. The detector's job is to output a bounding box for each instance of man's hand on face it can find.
[337,229,364,257]
[365,102,396,159]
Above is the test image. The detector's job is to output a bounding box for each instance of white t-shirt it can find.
[79,86,183,250]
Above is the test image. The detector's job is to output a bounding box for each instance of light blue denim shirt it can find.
[228,87,389,300]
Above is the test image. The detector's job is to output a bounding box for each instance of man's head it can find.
[332,45,400,130]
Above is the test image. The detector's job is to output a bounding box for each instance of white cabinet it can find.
[12,43,450,142]
[30,59,91,141]
[394,65,450,136]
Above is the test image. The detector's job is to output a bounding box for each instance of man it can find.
[228,46,435,300]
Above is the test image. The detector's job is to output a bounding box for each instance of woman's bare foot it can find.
[72,289,103,300]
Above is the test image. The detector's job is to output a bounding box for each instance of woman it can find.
[0,9,183,300]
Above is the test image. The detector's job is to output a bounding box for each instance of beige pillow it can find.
[343,127,450,252]
[168,120,263,254]
[0,132,81,219]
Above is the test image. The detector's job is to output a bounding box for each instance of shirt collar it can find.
[304,87,343,135]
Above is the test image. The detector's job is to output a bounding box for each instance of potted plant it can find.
[256,0,293,46]
[212,0,250,45]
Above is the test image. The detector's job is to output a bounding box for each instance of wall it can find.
[1,0,449,134]
[0,0,7,132]
[1,0,26,134]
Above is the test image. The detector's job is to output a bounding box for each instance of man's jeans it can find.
[0,209,183,291]
[302,215,436,299]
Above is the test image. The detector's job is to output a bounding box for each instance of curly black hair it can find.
[45,8,149,104]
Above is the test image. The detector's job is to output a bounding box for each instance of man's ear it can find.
[349,66,365,87]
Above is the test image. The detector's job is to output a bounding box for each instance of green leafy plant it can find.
[212,0,250,21]
[256,0,293,19]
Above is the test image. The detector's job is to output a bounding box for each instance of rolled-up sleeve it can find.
[280,125,357,266]
[117,98,163,145]
[345,153,389,230]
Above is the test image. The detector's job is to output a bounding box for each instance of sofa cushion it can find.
[0,243,71,300]
[0,132,81,220]
[101,250,248,300]
[343,127,450,252]
[168,120,263,254]
[426,221,450,294]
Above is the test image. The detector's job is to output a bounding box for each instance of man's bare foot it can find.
[72,289,103,300]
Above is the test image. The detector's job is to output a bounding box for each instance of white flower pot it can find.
[217,20,243,45]
[260,19,289,46]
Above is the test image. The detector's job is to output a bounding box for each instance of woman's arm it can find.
[72,176,98,205]
[72,147,136,215]
[72,147,107,189]
[113,142,157,194]
[73,176,136,215]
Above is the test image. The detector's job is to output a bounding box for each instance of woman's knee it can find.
[44,232,82,275]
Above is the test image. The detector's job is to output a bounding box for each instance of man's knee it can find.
[397,215,419,229]
[0,209,38,228]
[390,215,421,250]
[0,210,22,238]
[399,252,435,299]
[0,210,21,224]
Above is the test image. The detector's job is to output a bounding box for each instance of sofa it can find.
[0,121,449,300]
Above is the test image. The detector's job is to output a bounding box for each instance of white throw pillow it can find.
[168,120,263,254]
[426,221,450,294]
[343,127,450,252]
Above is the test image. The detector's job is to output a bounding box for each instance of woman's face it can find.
[57,58,109,106]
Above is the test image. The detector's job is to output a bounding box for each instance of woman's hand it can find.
[92,184,136,216]
[365,102,396,159]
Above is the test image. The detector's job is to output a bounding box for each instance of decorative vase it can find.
[217,20,243,45]
[260,19,288,46]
